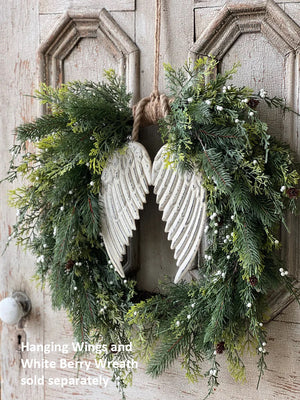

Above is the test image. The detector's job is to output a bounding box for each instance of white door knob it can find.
[0,292,31,325]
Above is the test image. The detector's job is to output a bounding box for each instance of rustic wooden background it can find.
[0,1,299,399]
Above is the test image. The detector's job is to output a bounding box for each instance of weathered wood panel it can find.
[221,32,285,140]
[1,1,300,400]
[41,301,300,400]
[192,0,300,286]
[39,0,135,13]
[135,0,195,292]
[38,9,140,103]
[0,1,45,399]
[63,36,120,82]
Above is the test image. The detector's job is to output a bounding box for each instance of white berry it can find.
[259,89,267,98]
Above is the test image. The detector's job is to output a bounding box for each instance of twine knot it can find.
[131,0,171,141]
[131,91,170,141]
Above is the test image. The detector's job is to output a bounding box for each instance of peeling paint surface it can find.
[0,1,300,400]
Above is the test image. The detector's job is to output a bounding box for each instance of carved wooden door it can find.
[1,1,299,399]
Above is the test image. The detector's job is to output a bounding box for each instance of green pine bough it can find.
[2,59,300,398]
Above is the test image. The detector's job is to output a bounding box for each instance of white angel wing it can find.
[101,142,152,277]
[152,145,207,283]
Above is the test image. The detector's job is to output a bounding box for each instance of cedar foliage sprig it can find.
[2,71,135,398]
[128,57,300,398]
[2,58,300,400]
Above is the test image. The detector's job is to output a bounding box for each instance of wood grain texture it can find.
[63,36,119,82]
[136,0,194,97]
[39,0,135,14]
[194,0,300,6]
[221,33,285,138]
[40,302,300,400]
[1,1,300,400]
[134,0,195,292]
[101,142,152,277]
[152,144,207,283]
[192,0,300,286]
[38,9,140,103]
[0,1,45,399]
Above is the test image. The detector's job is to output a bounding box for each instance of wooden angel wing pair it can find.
[101,142,207,284]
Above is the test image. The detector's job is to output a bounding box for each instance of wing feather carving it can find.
[101,142,152,277]
[152,145,207,283]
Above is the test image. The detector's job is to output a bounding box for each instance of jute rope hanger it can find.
[131,0,171,141]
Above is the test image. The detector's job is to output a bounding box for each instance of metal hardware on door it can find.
[0,291,31,325]
[15,329,27,367]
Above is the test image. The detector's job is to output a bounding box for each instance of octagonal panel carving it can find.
[38,8,140,103]
[190,0,300,317]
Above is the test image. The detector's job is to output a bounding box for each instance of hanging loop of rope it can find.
[131,0,171,141]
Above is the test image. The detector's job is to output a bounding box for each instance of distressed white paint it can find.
[101,142,207,284]
[38,9,140,103]
[191,0,300,286]
[221,32,285,139]
[152,145,207,283]
[1,1,300,399]
[39,0,135,13]
[101,142,152,277]
[63,36,119,82]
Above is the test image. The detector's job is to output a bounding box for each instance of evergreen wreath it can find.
[2,58,300,399]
